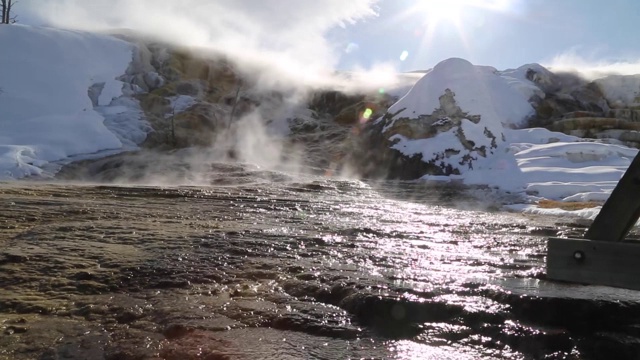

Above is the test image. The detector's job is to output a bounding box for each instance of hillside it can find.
[0,25,151,178]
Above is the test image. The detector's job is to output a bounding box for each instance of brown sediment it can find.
[537,199,601,210]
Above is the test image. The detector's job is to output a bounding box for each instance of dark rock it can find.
[175,80,201,96]
[4,325,28,335]
[0,252,29,264]
[163,324,194,339]
[334,101,381,125]
[309,90,364,116]
[72,271,94,281]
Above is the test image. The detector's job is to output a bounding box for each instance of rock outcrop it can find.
[349,58,529,179]
[124,45,245,149]
[521,66,640,148]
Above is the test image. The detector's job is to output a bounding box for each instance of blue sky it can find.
[13,0,640,74]
[333,0,640,71]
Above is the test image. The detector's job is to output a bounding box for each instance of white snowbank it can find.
[386,58,539,191]
[506,203,602,220]
[498,63,554,101]
[509,136,636,201]
[0,25,146,179]
[392,121,525,191]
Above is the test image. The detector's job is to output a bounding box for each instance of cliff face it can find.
[524,68,640,148]
[43,33,394,180]
[347,58,532,179]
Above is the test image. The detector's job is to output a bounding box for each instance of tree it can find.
[1,0,17,24]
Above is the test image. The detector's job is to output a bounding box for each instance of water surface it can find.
[1,175,638,359]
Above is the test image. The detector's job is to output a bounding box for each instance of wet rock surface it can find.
[1,180,639,359]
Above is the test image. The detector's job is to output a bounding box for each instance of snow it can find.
[510,138,635,203]
[0,25,149,179]
[384,58,540,184]
[384,58,640,218]
[389,58,535,128]
[498,63,548,103]
[166,95,198,117]
[506,203,602,220]
[391,119,525,191]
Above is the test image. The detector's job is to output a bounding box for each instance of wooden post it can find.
[546,151,640,289]
[547,237,640,290]
[584,151,640,242]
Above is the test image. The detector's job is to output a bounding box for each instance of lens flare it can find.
[363,108,373,119]
[345,42,359,54]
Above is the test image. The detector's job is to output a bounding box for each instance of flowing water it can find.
[1,165,640,359]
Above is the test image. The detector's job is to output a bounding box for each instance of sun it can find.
[403,0,513,59]
[416,0,466,24]
[413,0,512,25]
[379,0,514,66]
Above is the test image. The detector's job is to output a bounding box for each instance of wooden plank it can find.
[585,151,640,242]
[547,237,640,290]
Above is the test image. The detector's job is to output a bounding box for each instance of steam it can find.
[25,0,386,91]
[21,0,424,94]
[545,49,640,80]
[15,0,403,184]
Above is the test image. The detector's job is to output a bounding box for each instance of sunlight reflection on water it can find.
[386,340,488,360]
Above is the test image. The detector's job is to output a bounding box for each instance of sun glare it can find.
[418,0,465,24]
[396,0,513,66]
[415,0,511,25]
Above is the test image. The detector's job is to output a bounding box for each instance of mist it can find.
[545,50,640,80]
[23,0,392,92]
[12,0,406,185]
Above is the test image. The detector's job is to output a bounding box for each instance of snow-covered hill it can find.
[0,25,150,179]
[364,57,639,213]
[388,58,535,128]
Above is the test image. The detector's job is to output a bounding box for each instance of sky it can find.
[333,0,640,72]
[11,0,640,74]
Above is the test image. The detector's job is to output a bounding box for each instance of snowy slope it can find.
[498,63,549,104]
[0,25,146,179]
[389,58,535,128]
[506,128,637,202]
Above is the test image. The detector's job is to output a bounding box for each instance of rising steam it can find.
[25,0,384,91]
[545,49,640,80]
[15,0,398,183]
